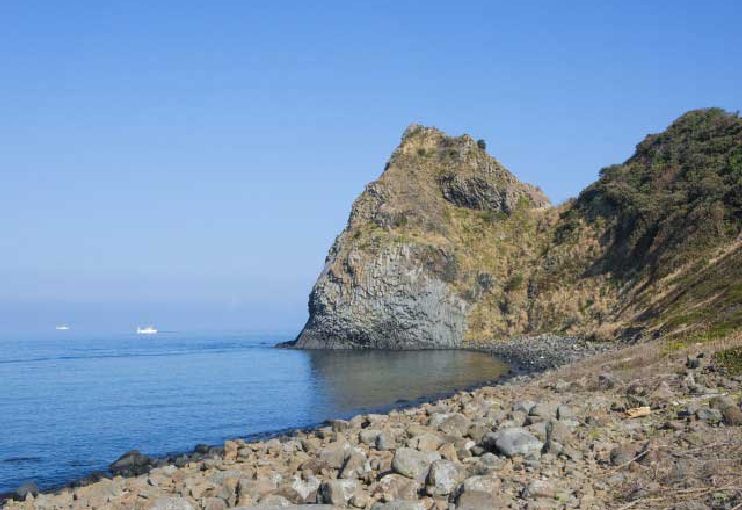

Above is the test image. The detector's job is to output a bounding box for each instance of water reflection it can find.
[305,350,508,419]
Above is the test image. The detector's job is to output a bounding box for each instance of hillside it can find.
[284,108,742,349]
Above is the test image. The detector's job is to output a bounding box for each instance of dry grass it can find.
[540,332,742,509]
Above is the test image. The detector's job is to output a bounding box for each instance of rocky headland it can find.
[283,108,742,350]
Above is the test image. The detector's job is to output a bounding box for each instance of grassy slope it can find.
[335,109,742,344]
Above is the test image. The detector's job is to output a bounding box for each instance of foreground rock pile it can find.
[5,341,742,510]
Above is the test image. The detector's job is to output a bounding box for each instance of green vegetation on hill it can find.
[570,108,742,280]
[558,108,742,341]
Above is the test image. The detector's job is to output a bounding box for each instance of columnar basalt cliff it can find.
[284,109,742,349]
[289,125,549,349]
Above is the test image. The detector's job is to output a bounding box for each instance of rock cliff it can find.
[288,125,548,349]
[284,109,742,349]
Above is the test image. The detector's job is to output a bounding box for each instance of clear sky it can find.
[1,0,740,334]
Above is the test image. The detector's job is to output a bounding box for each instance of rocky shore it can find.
[465,335,614,373]
[4,336,742,510]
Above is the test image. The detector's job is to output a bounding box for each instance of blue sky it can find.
[1,0,740,333]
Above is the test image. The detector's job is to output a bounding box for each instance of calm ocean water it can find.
[0,331,507,493]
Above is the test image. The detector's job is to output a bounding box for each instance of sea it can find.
[0,331,507,494]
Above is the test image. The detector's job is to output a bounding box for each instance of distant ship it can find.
[55,325,70,331]
[136,326,158,335]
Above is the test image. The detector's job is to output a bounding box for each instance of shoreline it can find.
[3,335,742,509]
[0,336,600,504]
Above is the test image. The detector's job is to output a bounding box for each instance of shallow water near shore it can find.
[0,331,507,493]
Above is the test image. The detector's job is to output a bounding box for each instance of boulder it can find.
[317,442,350,469]
[340,448,370,480]
[426,459,465,495]
[287,475,321,504]
[513,400,537,414]
[236,505,337,510]
[320,479,359,505]
[359,429,383,445]
[298,458,332,476]
[522,479,555,499]
[370,502,425,510]
[148,497,196,510]
[15,482,39,499]
[454,474,504,509]
[110,450,152,476]
[392,448,440,482]
[203,497,227,510]
[467,452,505,475]
[610,444,642,466]
[371,473,421,502]
[695,408,723,423]
[493,428,543,458]
[407,434,443,452]
[376,432,396,451]
[370,503,425,510]
[436,414,471,436]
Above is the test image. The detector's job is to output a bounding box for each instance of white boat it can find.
[55,325,70,331]
[136,326,158,335]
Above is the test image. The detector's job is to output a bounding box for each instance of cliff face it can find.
[292,125,548,349]
[287,109,742,349]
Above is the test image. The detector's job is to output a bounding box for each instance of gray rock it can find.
[320,479,359,505]
[527,402,557,423]
[522,479,555,499]
[372,474,421,501]
[370,502,425,510]
[427,459,465,495]
[513,400,537,414]
[455,474,505,509]
[467,452,505,475]
[359,429,382,445]
[317,442,350,469]
[610,444,642,466]
[235,506,337,510]
[149,497,196,510]
[556,405,574,421]
[110,449,152,476]
[709,395,737,409]
[376,432,396,451]
[287,476,321,504]
[555,379,572,392]
[291,242,469,349]
[493,428,544,458]
[15,482,39,499]
[340,448,370,479]
[598,372,619,389]
[203,497,227,510]
[436,414,471,436]
[695,407,723,423]
[407,433,443,452]
[392,447,440,481]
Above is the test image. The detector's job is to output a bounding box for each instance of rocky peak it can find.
[348,124,550,232]
[285,124,554,350]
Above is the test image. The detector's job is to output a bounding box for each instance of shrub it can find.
[477,139,487,150]
[480,210,508,223]
[505,274,524,291]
